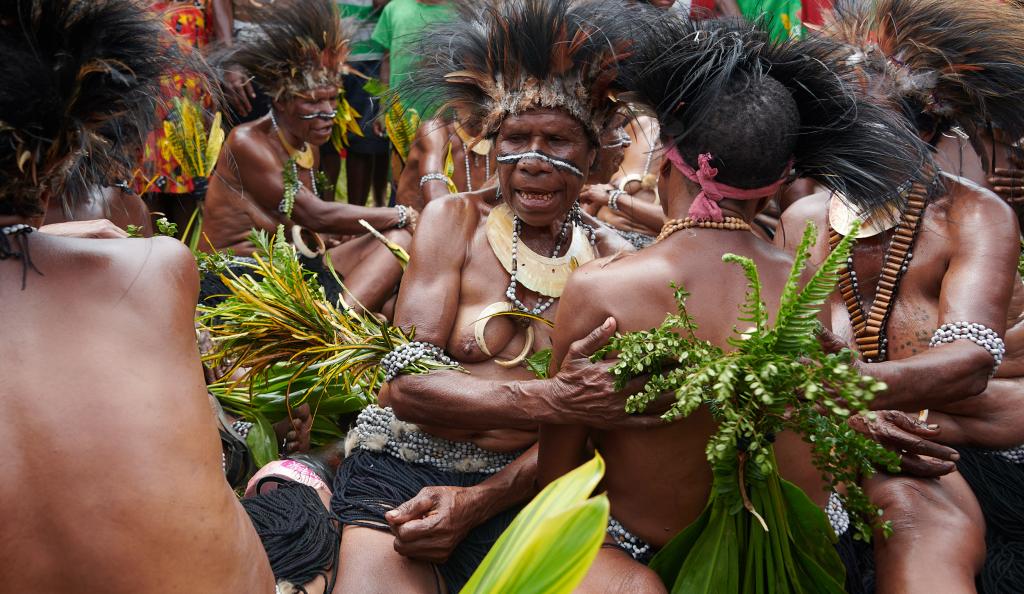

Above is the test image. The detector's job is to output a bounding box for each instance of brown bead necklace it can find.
[829,176,937,363]
[656,217,752,242]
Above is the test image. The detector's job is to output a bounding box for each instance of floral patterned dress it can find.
[135,1,211,195]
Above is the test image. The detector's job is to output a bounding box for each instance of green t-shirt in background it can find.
[337,0,384,61]
[371,0,454,117]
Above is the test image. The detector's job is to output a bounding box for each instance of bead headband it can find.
[496,151,584,178]
[664,145,792,222]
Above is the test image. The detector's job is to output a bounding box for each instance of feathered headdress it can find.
[825,0,1024,142]
[0,0,178,217]
[399,0,639,143]
[622,15,933,216]
[223,0,351,101]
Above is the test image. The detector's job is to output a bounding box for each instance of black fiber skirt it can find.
[332,449,520,592]
[955,447,1024,594]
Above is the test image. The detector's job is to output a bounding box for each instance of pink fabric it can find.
[664,145,792,222]
[244,459,332,500]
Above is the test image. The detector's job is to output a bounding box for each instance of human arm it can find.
[395,120,452,209]
[209,0,233,45]
[863,190,1019,410]
[386,446,538,562]
[229,133,403,234]
[595,189,667,232]
[384,199,653,430]
[38,219,129,238]
[210,1,256,116]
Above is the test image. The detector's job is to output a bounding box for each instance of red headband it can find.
[664,145,792,222]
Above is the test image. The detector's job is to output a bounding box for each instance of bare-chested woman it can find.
[0,1,273,591]
[781,1,1024,591]
[203,0,410,312]
[327,2,663,592]
[540,15,938,593]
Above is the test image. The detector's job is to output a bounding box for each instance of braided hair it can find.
[241,483,341,593]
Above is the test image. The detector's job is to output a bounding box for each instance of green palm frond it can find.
[722,254,767,346]
[769,221,859,355]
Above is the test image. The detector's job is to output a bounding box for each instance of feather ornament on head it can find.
[399,0,640,144]
[222,0,351,101]
[825,0,1024,141]
[622,16,933,219]
[0,0,181,217]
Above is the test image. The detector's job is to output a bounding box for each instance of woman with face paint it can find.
[202,0,411,313]
[327,2,659,593]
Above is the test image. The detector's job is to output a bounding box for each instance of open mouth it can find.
[514,189,559,209]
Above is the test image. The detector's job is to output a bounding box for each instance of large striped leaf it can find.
[461,453,609,594]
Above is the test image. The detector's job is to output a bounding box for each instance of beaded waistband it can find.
[344,405,523,475]
[989,443,1024,464]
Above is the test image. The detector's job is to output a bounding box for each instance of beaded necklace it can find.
[828,178,934,363]
[270,111,317,200]
[506,213,573,315]
[656,216,752,242]
[460,141,491,192]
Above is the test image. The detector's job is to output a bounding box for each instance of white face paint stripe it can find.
[496,151,584,178]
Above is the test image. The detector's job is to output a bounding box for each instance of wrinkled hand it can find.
[816,326,851,355]
[372,118,386,138]
[848,410,960,478]
[548,317,662,429]
[989,166,1024,204]
[38,219,129,239]
[222,69,255,117]
[579,184,612,207]
[385,486,481,563]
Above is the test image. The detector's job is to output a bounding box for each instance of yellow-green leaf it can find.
[461,453,608,594]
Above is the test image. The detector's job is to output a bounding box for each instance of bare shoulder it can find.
[417,192,485,243]
[78,236,198,311]
[223,120,274,167]
[942,175,1019,236]
[779,190,830,229]
[565,247,672,310]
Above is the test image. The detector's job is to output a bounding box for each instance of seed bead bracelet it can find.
[231,420,254,440]
[381,341,458,383]
[420,172,455,189]
[395,205,410,229]
[929,321,1006,376]
[608,189,625,211]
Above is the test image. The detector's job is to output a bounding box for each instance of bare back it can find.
[0,235,273,593]
[546,227,825,548]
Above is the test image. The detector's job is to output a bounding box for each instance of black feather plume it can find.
[397,0,644,143]
[217,0,351,102]
[827,0,1024,143]
[0,0,181,217]
[621,15,934,215]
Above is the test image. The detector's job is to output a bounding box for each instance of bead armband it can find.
[608,189,625,211]
[381,341,458,383]
[395,205,410,229]
[419,172,455,189]
[929,321,1006,376]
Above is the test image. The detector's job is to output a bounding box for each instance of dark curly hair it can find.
[0,0,180,217]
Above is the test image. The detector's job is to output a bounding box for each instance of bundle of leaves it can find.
[163,96,226,249]
[163,97,225,180]
[199,228,462,460]
[280,157,300,217]
[594,222,899,593]
[331,91,364,153]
